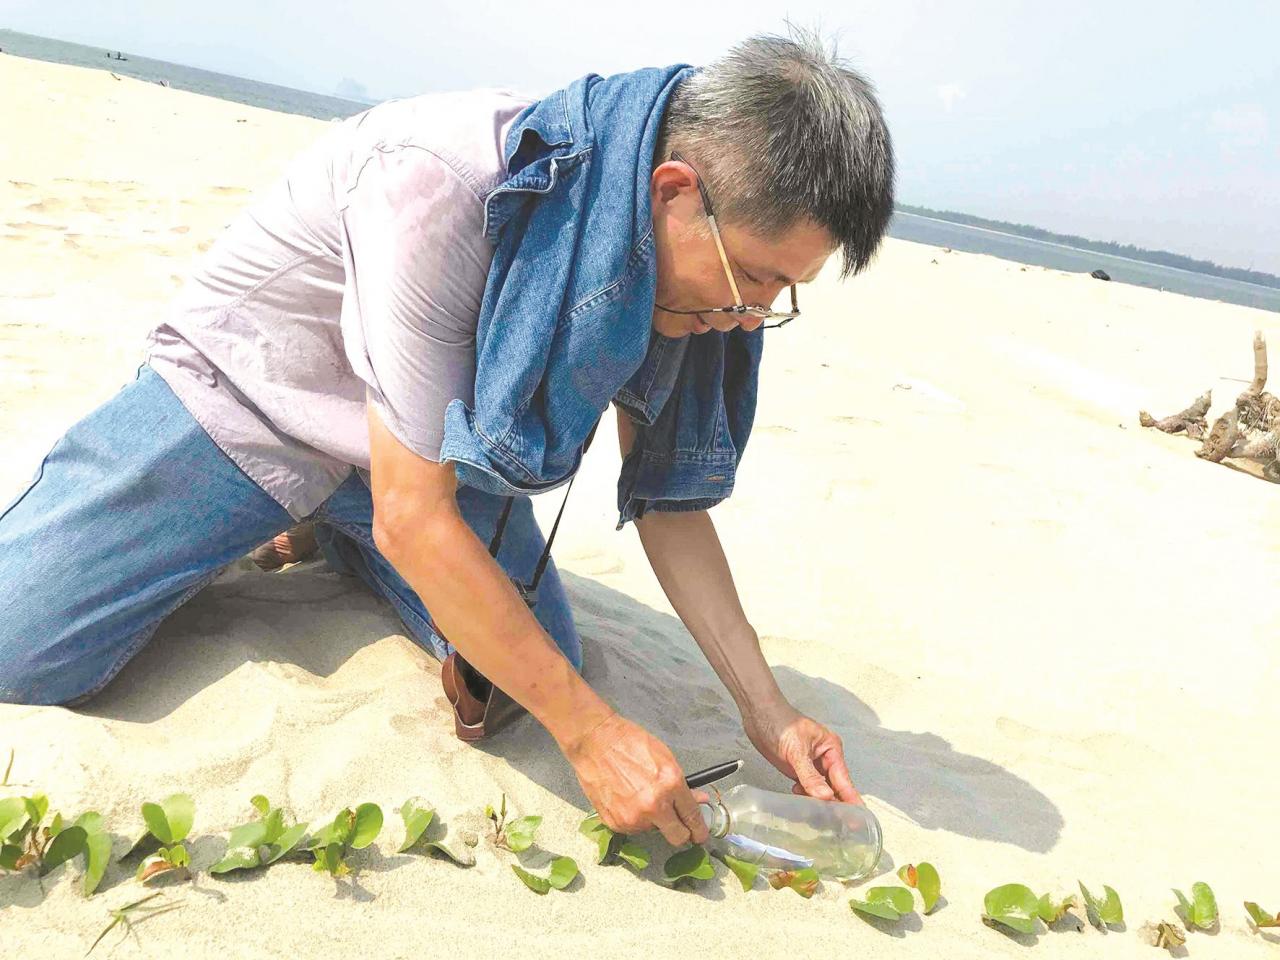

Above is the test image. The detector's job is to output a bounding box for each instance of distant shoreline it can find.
[894,211,1280,295]
[0,28,374,121]
[896,203,1279,291]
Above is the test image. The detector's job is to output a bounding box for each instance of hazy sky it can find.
[6,1,1278,273]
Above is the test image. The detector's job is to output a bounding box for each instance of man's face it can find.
[649,157,836,339]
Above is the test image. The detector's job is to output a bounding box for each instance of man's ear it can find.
[650,158,698,209]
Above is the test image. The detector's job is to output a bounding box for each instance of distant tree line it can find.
[895,204,1280,290]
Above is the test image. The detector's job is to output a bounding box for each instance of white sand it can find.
[2,55,1278,958]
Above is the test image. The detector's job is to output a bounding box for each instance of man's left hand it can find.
[743,702,863,804]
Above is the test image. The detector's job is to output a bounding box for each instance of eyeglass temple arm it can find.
[706,215,744,307]
[672,150,744,308]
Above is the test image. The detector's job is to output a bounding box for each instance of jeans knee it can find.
[0,639,71,705]
[0,611,107,706]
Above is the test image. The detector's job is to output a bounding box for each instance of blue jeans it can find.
[0,366,582,706]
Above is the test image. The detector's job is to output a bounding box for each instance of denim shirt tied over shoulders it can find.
[437,64,764,529]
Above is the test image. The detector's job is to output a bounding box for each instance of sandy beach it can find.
[2,54,1278,958]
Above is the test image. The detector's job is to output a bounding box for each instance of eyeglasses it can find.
[654,151,801,330]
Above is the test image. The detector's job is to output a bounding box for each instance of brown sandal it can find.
[440,652,528,741]
[250,522,319,571]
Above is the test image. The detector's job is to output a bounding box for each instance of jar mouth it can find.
[697,799,730,839]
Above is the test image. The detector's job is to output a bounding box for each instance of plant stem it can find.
[86,893,180,957]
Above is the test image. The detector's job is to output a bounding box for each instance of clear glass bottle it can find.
[698,784,882,881]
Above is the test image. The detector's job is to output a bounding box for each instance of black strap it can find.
[488,418,601,592]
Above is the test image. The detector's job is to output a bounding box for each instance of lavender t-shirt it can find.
[146,90,533,519]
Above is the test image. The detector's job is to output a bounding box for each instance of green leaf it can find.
[768,867,821,898]
[210,846,262,874]
[82,831,111,896]
[261,807,285,845]
[546,856,578,890]
[512,864,551,894]
[1173,887,1192,917]
[141,802,173,845]
[351,803,382,850]
[616,842,650,872]
[503,815,541,853]
[49,811,64,836]
[916,862,941,914]
[983,883,1042,935]
[1190,881,1218,929]
[74,811,105,836]
[1097,885,1123,925]
[0,843,21,871]
[850,886,915,921]
[1079,882,1123,929]
[579,813,617,864]
[40,825,86,875]
[23,794,48,830]
[165,844,190,868]
[0,797,27,840]
[309,811,348,849]
[422,838,476,867]
[1245,901,1280,928]
[264,823,309,864]
[250,795,270,817]
[398,799,436,853]
[1036,893,1077,924]
[315,842,345,876]
[159,794,194,843]
[663,846,714,883]
[1173,884,1218,930]
[226,820,269,851]
[723,854,759,892]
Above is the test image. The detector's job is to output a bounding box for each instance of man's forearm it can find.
[379,509,614,749]
[633,508,788,717]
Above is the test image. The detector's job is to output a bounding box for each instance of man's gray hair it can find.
[657,26,895,279]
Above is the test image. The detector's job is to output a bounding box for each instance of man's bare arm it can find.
[367,407,614,748]
[366,405,709,843]
[616,407,786,717]
[617,407,861,801]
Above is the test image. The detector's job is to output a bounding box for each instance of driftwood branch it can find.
[1196,330,1279,469]
[1249,329,1268,396]
[1145,330,1279,482]
[1139,391,1211,436]
[1196,410,1239,461]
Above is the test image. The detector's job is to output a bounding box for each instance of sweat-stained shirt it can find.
[146,90,534,519]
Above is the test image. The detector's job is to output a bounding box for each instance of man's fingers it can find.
[652,805,693,848]
[673,789,709,845]
[816,742,863,804]
[792,753,835,800]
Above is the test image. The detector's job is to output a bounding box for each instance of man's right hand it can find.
[561,713,710,847]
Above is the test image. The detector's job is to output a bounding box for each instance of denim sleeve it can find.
[337,144,489,461]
